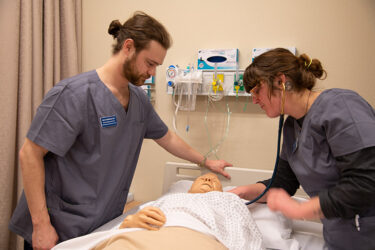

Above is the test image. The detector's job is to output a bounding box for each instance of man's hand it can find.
[154,131,232,179]
[205,159,232,179]
[120,206,166,231]
[32,222,59,250]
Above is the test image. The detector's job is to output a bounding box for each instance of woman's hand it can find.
[267,188,302,219]
[267,188,324,220]
[119,206,166,230]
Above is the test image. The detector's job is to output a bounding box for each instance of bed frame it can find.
[163,162,308,198]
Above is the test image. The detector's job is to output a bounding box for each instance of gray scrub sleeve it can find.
[144,104,168,139]
[320,91,375,157]
[27,84,82,156]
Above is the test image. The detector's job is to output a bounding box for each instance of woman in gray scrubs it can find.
[229,48,375,250]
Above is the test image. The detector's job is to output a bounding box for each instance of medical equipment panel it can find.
[167,48,248,99]
[166,67,248,97]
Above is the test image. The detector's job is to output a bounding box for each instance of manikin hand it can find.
[205,159,232,179]
[32,221,59,250]
[266,188,302,219]
[120,206,166,231]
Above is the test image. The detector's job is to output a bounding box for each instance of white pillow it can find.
[165,180,193,194]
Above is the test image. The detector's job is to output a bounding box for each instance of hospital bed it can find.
[53,162,325,250]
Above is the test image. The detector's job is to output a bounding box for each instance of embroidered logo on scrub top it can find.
[100,115,117,128]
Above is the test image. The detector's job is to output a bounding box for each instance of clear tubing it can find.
[211,104,231,159]
[203,98,215,158]
[203,97,231,160]
[186,81,191,132]
[186,67,193,132]
[172,81,184,133]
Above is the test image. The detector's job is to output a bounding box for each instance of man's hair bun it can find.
[108,20,122,39]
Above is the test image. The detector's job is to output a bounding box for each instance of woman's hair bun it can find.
[298,53,326,80]
[108,20,122,38]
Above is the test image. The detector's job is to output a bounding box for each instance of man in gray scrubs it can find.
[9,12,232,250]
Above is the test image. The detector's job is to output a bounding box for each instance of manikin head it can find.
[107,11,172,85]
[188,173,223,194]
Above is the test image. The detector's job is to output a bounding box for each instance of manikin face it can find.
[188,173,223,193]
[123,40,167,86]
[251,81,284,118]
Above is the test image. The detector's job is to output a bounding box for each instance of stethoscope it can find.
[245,82,286,205]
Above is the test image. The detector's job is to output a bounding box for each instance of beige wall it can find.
[82,0,375,202]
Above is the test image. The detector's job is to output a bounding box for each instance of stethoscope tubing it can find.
[245,114,285,205]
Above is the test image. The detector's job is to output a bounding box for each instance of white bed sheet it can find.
[53,180,325,250]
[167,180,324,250]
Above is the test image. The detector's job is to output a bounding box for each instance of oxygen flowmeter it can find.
[166,65,178,88]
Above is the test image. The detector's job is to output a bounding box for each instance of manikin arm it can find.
[19,138,59,249]
[120,206,166,230]
[155,130,232,178]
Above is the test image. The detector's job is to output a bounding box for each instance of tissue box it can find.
[198,48,238,70]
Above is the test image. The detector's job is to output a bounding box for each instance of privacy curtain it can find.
[0,0,82,249]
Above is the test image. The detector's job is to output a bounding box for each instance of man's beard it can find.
[122,54,150,86]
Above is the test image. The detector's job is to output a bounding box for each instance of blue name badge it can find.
[100,115,117,128]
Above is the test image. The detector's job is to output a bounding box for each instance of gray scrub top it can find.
[281,88,375,250]
[9,70,168,243]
